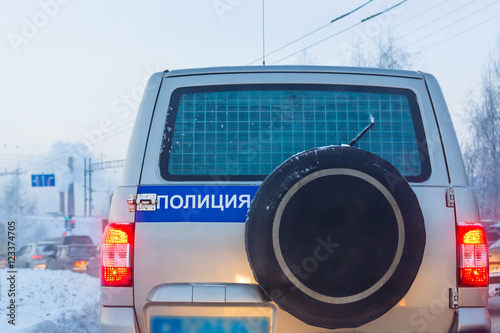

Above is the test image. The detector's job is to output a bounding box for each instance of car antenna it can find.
[262,0,266,66]
[349,114,375,146]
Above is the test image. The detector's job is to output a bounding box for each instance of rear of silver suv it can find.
[99,66,490,332]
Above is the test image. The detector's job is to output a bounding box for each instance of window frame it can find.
[159,84,431,183]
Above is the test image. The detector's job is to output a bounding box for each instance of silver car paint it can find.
[101,66,488,332]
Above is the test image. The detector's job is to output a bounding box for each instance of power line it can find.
[405,1,500,48]
[270,21,363,65]
[420,12,500,53]
[330,0,374,24]
[0,170,23,177]
[9,119,134,174]
[318,0,497,65]
[247,0,375,65]
[384,0,452,32]
[398,0,477,40]
[361,0,408,22]
[90,159,125,171]
[271,0,410,65]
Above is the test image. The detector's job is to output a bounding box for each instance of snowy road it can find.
[0,269,100,332]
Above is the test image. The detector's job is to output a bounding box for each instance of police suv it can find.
[99,66,490,332]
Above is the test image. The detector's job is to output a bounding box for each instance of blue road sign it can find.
[31,174,55,187]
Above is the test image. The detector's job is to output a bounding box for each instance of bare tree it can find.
[0,172,37,218]
[351,32,417,70]
[463,39,500,219]
[351,39,370,67]
[297,48,316,65]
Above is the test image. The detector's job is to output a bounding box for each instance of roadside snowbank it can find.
[0,269,100,332]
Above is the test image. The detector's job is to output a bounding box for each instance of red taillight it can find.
[458,224,488,287]
[101,223,134,287]
[32,255,42,260]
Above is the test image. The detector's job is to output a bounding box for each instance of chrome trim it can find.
[147,283,271,304]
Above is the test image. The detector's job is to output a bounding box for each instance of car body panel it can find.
[86,243,100,278]
[165,65,424,79]
[16,241,57,269]
[46,244,96,272]
[101,66,488,332]
[140,71,449,186]
[99,307,138,333]
[422,73,468,187]
[121,72,163,186]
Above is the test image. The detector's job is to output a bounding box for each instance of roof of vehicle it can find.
[36,241,57,244]
[56,243,96,247]
[63,235,93,245]
[482,220,500,226]
[165,65,424,79]
[44,235,93,244]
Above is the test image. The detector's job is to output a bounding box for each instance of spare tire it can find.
[245,146,426,329]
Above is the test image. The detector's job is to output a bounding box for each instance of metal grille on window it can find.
[168,89,421,177]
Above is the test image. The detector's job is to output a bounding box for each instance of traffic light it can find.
[64,216,75,232]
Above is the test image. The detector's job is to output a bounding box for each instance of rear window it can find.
[18,245,31,255]
[160,84,430,182]
[36,244,56,254]
[68,246,95,258]
[63,236,93,245]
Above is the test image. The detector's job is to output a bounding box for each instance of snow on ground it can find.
[0,214,103,332]
[0,269,100,332]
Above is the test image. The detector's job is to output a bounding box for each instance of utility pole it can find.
[59,192,65,216]
[88,158,92,217]
[84,158,87,217]
[84,158,124,217]
[67,156,75,217]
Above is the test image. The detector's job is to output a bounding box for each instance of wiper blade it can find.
[349,114,375,146]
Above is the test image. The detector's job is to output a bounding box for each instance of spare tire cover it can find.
[245,146,426,329]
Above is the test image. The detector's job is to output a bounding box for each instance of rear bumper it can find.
[456,307,490,332]
[99,307,138,333]
[98,306,491,333]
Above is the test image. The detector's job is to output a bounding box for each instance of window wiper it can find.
[348,114,375,146]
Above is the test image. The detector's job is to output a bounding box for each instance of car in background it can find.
[63,235,93,245]
[16,241,58,269]
[45,244,96,272]
[489,240,500,296]
[0,254,7,268]
[483,221,500,246]
[490,241,500,273]
[46,235,94,245]
[481,221,500,290]
[0,222,7,268]
[85,243,100,278]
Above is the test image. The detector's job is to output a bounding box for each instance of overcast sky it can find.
[1,0,499,174]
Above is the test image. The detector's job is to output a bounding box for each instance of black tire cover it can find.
[245,146,426,329]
